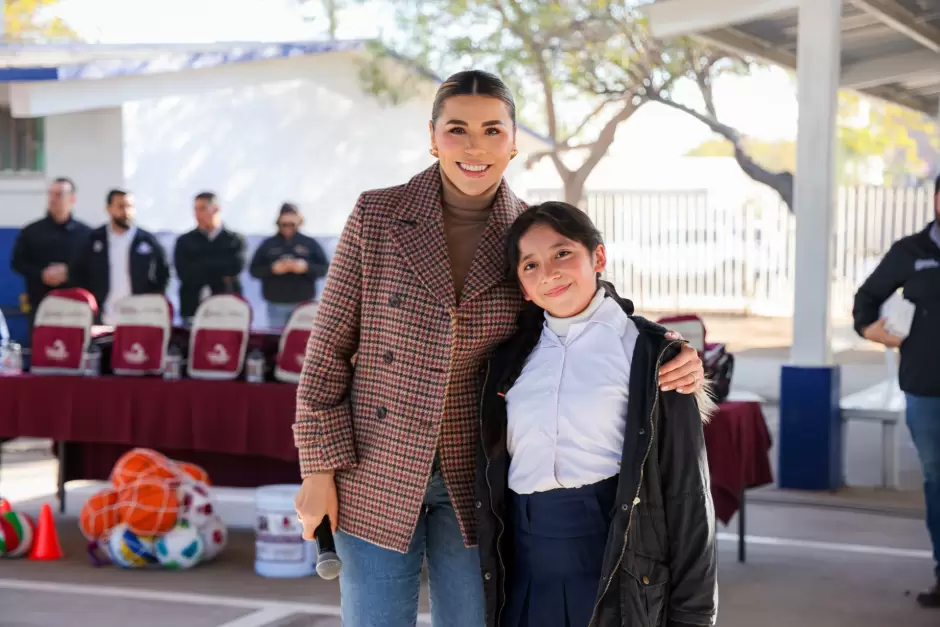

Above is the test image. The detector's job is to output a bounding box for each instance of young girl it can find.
[475,201,719,627]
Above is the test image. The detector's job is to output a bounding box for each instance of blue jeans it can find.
[334,463,485,626]
[265,302,297,329]
[906,393,940,579]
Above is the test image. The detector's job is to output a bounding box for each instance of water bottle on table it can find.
[0,341,22,376]
[246,349,265,383]
[164,345,183,381]
[83,344,101,377]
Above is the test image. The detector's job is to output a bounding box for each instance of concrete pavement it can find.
[1,448,938,627]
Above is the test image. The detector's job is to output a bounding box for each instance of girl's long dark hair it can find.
[497,201,620,394]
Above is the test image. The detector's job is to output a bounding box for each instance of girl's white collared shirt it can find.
[506,291,639,494]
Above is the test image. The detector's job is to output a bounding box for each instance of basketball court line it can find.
[716,532,933,560]
[0,578,434,624]
[0,533,930,626]
[215,608,297,627]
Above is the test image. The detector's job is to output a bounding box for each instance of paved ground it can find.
[1,447,938,627]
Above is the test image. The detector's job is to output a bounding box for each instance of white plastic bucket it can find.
[254,484,317,578]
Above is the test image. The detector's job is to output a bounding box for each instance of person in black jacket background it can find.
[10,177,91,335]
[852,173,940,609]
[249,203,329,328]
[70,188,170,324]
[172,191,247,322]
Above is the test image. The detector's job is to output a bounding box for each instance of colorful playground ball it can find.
[0,511,35,557]
[155,520,205,569]
[198,515,228,562]
[177,479,215,530]
[106,522,158,568]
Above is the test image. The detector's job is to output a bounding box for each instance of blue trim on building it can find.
[778,365,844,490]
[0,66,61,81]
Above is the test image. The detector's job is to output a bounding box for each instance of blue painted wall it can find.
[0,227,340,345]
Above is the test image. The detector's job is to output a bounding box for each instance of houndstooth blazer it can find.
[293,163,527,553]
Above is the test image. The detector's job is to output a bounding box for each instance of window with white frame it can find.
[0,107,44,173]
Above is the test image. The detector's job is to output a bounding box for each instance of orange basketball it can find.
[79,487,121,541]
[111,448,180,488]
[176,462,211,486]
[118,478,179,536]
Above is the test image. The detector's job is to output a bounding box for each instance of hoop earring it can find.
[510,149,518,159]
[430,148,439,158]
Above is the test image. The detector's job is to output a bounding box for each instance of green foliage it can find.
[686,137,796,173]
[4,0,75,42]
[353,0,935,204]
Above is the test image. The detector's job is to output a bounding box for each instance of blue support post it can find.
[778,365,843,490]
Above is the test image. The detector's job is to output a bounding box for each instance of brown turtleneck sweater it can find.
[439,167,499,302]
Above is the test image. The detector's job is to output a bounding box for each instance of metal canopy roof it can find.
[675,0,940,116]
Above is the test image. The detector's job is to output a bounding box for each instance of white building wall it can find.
[0,176,47,227]
[1,52,543,235]
[0,101,124,229]
[45,107,125,227]
[120,54,538,237]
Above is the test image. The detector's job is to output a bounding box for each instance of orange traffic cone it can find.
[28,503,64,560]
[0,498,11,514]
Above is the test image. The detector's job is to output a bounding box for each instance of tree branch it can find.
[561,97,624,146]
[649,93,793,210]
[575,101,639,182]
[494,0,568,176]
[525,140,603,169]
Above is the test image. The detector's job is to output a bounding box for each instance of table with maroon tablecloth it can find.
[703,400,774,562]
[0,374,303,509]
[0,374,774,562]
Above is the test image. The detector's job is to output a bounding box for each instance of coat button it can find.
[484,572,492,581]
[383,351,394,364]
[475,501,482,508]
[621,504,629,511]
[638,428,645,435]
[376,406,387,420]
[388,294,402,307]
[642,576,650,585]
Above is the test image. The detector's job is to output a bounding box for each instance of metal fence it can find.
[524,185,935,318]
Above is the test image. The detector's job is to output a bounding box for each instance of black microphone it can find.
[314,517,342,580]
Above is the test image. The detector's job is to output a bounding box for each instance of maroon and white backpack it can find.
[274,301,319,383]
[30,288,97,375]
[656,314,734,403]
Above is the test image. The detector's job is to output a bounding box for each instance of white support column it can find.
[790,0,843,366]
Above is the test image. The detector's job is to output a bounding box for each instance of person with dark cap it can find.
[249,203,329,328]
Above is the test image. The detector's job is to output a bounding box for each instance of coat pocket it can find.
[621,553,670,627]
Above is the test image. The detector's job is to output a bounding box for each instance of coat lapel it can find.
[459,182,524,304]
[388,165,457,311]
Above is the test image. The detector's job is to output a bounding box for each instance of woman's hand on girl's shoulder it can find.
[659,332,705,394]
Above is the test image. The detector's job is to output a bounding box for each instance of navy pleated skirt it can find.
[504,475,619,627]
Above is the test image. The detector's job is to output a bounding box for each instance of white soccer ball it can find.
[198,515,228,562]
[176,479,215,529]
[154,520,205,569]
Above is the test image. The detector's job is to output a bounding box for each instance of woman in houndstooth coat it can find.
[292,70,707,626]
